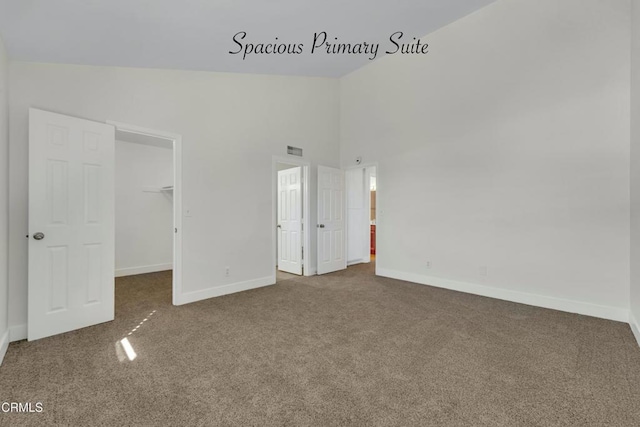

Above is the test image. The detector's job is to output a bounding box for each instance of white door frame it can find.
[272,156,311,277]
[107,120,183,305]
[345,162,379,273]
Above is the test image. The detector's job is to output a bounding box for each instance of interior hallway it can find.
[1,265,640,425]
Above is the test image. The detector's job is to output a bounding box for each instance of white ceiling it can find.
[0,0,497,78]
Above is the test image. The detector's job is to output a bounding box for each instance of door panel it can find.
[317,166,346,275]
[29,108,115,341]
[277,167,303,275]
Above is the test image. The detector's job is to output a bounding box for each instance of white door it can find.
[28,108,115,341]
[346,168,369,265]
[277,167,303,275]
[317,166,346,275]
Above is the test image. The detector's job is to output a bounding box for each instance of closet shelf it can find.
[141,186,174,193]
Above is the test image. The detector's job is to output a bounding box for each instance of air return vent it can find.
[287,146,303,157]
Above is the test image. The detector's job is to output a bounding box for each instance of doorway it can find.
[272,156,311,278]
[369,169,376,262]
[108,121,183,306]
[346,164,377,267]
[27,109,183,341]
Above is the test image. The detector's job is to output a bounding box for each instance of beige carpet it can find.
[2,263,640,426]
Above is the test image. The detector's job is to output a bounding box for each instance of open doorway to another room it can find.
[346,165,377,267]
[109,121,183,306]
[369,169,376,262]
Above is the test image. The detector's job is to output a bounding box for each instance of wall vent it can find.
[287,146,303,157]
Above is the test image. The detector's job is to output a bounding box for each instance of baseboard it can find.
[377,268,629,323]
[630,311,640,348]
[304,267,317,277]
[0,330,9,366]
[175,275,275,305]
[115,263,173,277]
[9,324,27,342]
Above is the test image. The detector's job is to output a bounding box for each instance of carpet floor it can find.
[1,263,640,426]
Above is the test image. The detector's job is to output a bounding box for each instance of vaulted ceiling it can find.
[0,0,497,77]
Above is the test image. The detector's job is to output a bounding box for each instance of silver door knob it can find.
[317,224,325,228]
[33,232,45,240]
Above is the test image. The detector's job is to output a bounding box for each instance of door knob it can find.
[33,232,45,240]
[317,224,325,228]
[277,224,281,228]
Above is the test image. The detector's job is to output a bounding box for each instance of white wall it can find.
[340,0,631,321]
[631,0,640,343]
[0,33,10,361]
[115,140,173,277]
[8,63,339,331]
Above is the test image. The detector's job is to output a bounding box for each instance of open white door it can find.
[317,166,346,275]
[277,167,303,275]
[28,108,115,341]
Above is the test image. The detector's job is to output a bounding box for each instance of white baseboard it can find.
[175,275,275,306]
[0,330,9,366]
[630,311,640,348]
[377,268,629,323]
[9,324,27,342]
[115,263,173,277]
[304,267,317,277]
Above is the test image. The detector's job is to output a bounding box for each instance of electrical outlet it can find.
[225,266,230,277]
[479,266,488,277]
[184,207,193,218]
